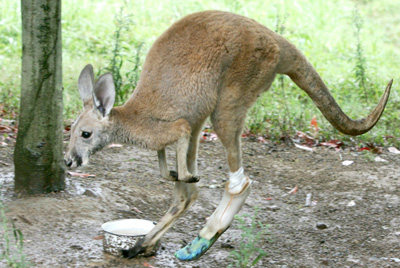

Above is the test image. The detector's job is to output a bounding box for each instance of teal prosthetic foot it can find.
[174,230,226,261]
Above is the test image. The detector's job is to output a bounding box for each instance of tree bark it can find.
[14,0,65,194]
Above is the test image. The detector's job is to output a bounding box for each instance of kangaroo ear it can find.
[93,73,115,117]
[78,64,95,108]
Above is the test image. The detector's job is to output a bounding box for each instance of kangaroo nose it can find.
[65,159,72,167]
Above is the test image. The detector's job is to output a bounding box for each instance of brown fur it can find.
[65,10,392,257]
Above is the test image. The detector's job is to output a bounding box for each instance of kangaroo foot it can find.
[163,171,199,183]
[162,170,178,181]
[121,238,146,259]
[121,237,158,259]
[178,175,200,183]
[174,228,228,261]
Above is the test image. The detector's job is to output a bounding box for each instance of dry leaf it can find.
[374,156,387,162]
[310,116,319,132]
[388,147,400,154]
[67,171,96,178]
[320,140,343,148]
[92,235,104,240]
[132,207,143,214]
[294,143,315,152]
[288,186,298,195]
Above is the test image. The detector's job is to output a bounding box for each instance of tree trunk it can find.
[14,0,65,194]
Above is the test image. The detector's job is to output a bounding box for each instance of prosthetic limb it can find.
[175,168,251,261]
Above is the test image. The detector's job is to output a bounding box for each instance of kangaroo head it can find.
[65,64,115,168]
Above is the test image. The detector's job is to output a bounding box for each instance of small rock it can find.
[316,223,328,230]
[347,200,356,207]
[70,245,83,250]
[220,242,234,249]
[342,160,354,166]
[391,258,400,263]
[83,189,98,197]
[266,205,280,212]
[321,258,329,265]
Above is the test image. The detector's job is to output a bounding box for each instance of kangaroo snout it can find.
[64,151,83,168]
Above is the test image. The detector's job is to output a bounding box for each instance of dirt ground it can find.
[1,136,400,268]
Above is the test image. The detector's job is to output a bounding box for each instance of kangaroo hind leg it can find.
[175,107,252,261]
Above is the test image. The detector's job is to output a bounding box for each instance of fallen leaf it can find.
[0,160,10,166]
[143,263,156,268]
[359,143,383,154]
[288,186,298,195]
[342,160,354,166]
[310,116,319,132]
[17,215,32,225]
[132,207,143,214]
[0,125,12,133]
[200,130,218,142]
[92,235,104,240]
[295,131,315,145]
[374,156,388,162]
[257,136,269,144]
[388,147,400,154]
[67,171,96,178]
[294,143,315,152]
[320,140,343,149]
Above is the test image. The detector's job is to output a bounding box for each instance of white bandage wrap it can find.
[199,177,252,240]
[228,167,246,194]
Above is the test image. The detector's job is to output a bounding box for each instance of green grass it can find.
[228,207,269,268]
[1,0,399,146]
[0,201,30,267]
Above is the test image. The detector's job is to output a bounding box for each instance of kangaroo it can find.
[64,10,392,261]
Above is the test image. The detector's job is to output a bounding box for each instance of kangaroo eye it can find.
[81,131,92,139]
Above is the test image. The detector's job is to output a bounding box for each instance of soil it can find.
[1,137,399,268]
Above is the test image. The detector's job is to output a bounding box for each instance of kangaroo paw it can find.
[168,170,179,180]
[161,170,179,181]
[179,175,200,183]
[121,238,146,259]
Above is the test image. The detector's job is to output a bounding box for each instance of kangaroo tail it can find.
[278,40,392,136]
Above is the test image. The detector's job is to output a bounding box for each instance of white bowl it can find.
[101,219,156,255]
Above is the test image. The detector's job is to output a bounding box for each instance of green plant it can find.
[0,80,20,119]
[228,207,269,268]
[361,150,375,162]
[101,7,144,105]
[0,201,29,267]
[123,41,144,96]
[274,11,293,141]
[352,5,369,105]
